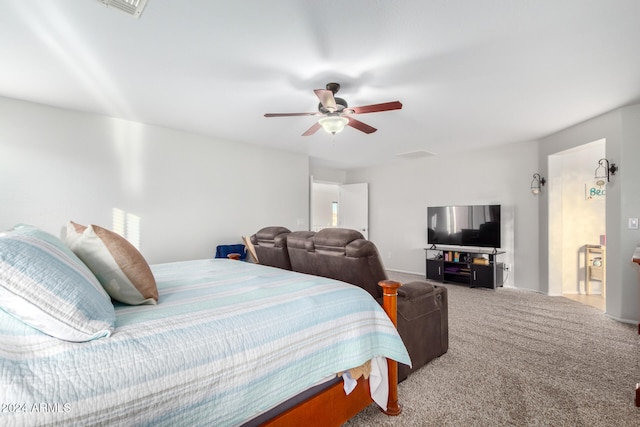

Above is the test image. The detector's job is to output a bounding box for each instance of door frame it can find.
[310,179,369,238]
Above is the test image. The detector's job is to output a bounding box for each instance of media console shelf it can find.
[425,247,505,289]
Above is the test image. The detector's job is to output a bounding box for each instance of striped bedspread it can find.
[0,259,410,426]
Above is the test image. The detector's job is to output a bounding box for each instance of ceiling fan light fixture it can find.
[318,116,349,135]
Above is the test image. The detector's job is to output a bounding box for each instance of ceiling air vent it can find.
[396,150,436,159]
[98,0,149,19]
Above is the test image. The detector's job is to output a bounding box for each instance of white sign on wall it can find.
[585,181,606,200]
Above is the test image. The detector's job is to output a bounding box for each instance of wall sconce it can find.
[530,173,546,195]
[594,158,618,186]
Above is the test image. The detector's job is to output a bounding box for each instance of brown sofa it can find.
[250,226,448,381]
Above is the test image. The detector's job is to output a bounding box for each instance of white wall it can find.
[345,141,541,291]
[0,96,309,264]
[310,166,346,184]
[619,105,640,323]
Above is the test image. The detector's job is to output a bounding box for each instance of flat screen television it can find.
[427,205,501,248]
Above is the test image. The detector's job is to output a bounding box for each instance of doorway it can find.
[310,181,369,239]
[548,139,606,311]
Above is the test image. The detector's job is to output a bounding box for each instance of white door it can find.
[339,183,369,239]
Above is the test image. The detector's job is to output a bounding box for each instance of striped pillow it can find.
[0,225,115,342]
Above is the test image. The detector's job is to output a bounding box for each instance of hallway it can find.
[563,293,605,311]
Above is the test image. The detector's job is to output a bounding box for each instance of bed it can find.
[0,224,410,426]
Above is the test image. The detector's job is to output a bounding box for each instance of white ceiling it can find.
[1,1,639,170]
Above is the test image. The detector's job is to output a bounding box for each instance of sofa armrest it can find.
[397,281,435,299]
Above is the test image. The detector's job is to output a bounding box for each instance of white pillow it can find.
[65,221,158,305]
[0,224,115,342]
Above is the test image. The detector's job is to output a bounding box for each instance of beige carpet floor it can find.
[344,273,639,426]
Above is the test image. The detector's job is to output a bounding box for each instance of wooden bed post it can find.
[378,279,402,416]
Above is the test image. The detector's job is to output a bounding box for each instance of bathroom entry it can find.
[548,139,606,311]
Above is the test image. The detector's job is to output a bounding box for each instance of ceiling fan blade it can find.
[347,117,377,134]
[302,122,322,136]
[314,89,337,112]
[350,101,402,114]
[264,112,319,117]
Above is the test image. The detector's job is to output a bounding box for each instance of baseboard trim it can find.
[604,313,638,326]
[386,268,424,276]
[562,291,604,296]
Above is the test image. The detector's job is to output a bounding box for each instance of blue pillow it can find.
[0,224,115,342]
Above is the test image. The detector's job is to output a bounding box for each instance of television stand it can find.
[425,247,505,289]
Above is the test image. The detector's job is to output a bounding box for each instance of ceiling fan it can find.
[264,83,402,136]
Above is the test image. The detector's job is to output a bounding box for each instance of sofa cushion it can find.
[287,231,316,275]
[312,228,364,255]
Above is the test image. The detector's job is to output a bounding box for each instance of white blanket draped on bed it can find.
[0,259,410,426]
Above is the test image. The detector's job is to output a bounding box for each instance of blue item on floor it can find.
[215,244,247,260]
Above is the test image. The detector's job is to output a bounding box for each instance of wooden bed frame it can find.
[262,280,403,426]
